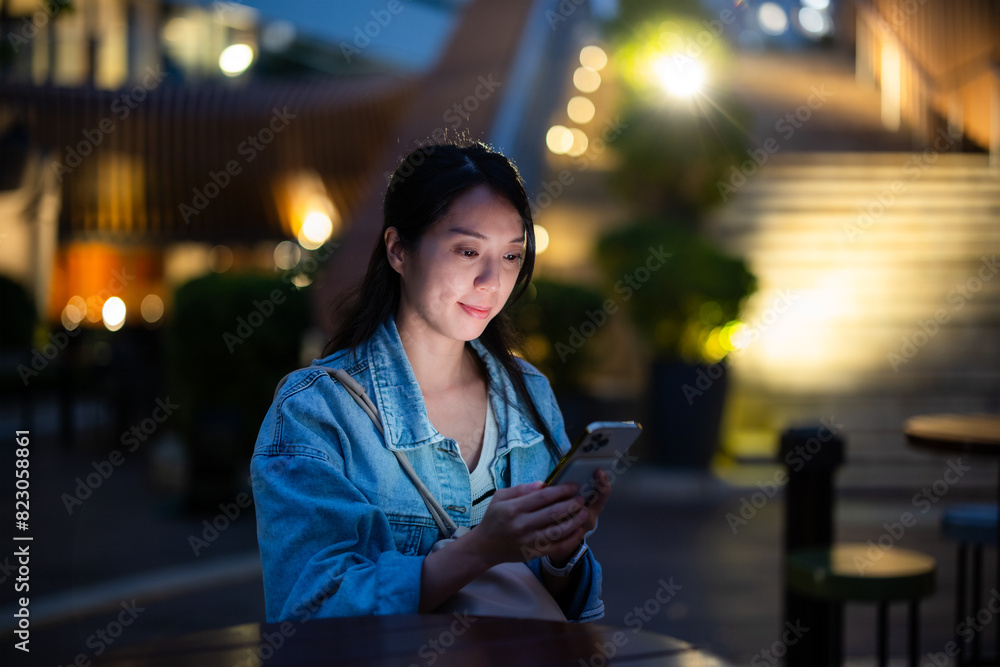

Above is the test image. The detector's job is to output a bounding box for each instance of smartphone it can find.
[545,421,643,493]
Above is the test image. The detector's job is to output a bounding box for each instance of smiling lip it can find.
[460,303,491,319]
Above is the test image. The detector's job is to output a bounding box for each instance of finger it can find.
[541,526,588,561]
[493,481,546,501]
[508,482,580,514]
[524,497,587,535]
[529,520,586,560]
[595,469,613,493]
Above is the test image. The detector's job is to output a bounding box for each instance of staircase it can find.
[704,151,1000,489]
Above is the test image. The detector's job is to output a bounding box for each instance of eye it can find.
[457,249,478,258]
[504,253,523,263]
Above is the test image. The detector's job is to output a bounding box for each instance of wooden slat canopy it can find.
[0,73,416,243]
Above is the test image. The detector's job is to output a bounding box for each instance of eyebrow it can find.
[446,226,524,244]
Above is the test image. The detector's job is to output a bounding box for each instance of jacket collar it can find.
[366,316,544,453]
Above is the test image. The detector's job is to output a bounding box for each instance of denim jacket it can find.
[251,316,605,623]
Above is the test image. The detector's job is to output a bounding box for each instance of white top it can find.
[468,396,498,525]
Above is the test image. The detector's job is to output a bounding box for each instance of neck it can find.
[395,312,477,394]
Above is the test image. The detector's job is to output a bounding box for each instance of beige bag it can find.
[326,368,567,621]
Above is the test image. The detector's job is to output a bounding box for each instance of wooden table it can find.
[98,614,735,666]
[904,414,1000,457]
[904,413,1000,665]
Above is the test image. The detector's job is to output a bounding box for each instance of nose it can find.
[475,257,500,293]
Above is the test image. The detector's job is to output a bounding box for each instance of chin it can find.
[449,318,491,342]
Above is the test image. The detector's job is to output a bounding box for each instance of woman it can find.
[251,140,609,622]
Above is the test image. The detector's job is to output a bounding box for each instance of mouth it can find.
[459,303,491,320]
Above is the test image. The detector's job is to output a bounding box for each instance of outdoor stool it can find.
[786,544,936,667]
[941,503,998,666]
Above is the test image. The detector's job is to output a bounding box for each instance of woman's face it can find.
[389,183,526,345]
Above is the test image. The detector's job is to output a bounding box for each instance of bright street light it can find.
[652,54,706,97]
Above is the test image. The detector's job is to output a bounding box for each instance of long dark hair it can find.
[326,139,560,463]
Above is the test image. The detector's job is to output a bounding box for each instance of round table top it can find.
[787,544,936,602]
[904,413,1000,455]
[99,614,736,666]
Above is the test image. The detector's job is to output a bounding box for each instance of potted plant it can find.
[595,218,755,467]
[166,271,308,510]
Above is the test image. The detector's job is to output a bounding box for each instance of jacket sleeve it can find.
[524,367,605,623]
[251,378,424,621]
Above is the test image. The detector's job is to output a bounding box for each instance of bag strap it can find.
[274,367,459,538]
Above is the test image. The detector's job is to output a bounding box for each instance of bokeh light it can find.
[209,245,233,273]
[298,211,333,250]
[758,3,789,36]
[573,67,601,93]
[163,16,190,43]
[62,304,83,330]
[62,296,87,330]
[534,225,550,254]
[85,295,104,323]
[546,125,574,155]
[652,54,705,97]
[219,44,254,76]
[579,45,608,71]
[141,294,164,324]
[274,240,302,270]
[567,96,596,124]
[566,128,589,157]
[797,7,831,37]
[102,297,126,331]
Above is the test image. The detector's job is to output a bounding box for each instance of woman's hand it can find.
[468,470,613,567]
[420,472,612,611]
[466,481,590,567]
[544,469,612,566]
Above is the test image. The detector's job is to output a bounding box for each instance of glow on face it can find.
[396,184,526,343]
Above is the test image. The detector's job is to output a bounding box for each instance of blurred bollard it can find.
[780,423,845,666]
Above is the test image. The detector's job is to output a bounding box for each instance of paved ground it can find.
[0,422,995,667]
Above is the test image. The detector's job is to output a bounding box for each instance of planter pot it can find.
[645,359,728,468]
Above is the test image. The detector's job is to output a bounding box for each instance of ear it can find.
[384,227,406,277]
